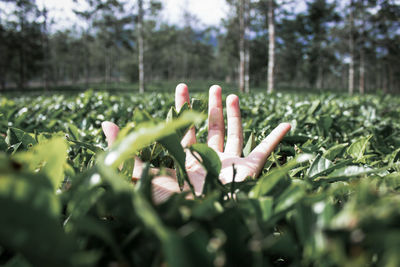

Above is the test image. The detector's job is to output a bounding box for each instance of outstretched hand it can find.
[102,84,291,203]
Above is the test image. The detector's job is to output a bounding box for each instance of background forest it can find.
[0,0,399,94]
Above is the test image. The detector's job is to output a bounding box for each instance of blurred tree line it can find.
[0,0,399,93]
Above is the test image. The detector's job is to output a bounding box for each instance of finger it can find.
[175,83,196,147]
[133,159,182,204]
[152,176,192,204]
[102,121,119,147]
[207,85,224,152]
[175,83,190,111]
[247,123,291,174]
[152,176,181,204]
[224,94,243,156]
[132,157,145,181]
[132,157,176,181]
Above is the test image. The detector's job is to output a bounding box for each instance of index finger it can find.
[247,123,291,174]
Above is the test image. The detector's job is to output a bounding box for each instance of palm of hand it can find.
[185,150,263,192]
[102,84,291,203]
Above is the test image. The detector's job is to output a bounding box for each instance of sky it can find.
[32,0,230,31]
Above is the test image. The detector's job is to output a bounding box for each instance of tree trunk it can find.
[244,0,250,93]
[138,0,145,93]
[359,49,365,94]
[0,49,4,91]
[104,47,109,90]
[41,8,49,91]
[239,0,245,92]
[348,0,354,95]
[267,0,275,93]
[84,31,91,88]
[358,0,366,94]
[18,13,26,89]
[389,64,393,92]
[316,63,323,89]
[382,67,387,93]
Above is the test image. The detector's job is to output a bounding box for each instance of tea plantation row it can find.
[0,90,400,266]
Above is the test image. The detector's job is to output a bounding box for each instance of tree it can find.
[137,0,144,93]
[348,0,355,95]
[0,19,7,90]
[356,0,369,94]
[267,0,275,93]
[303,0,339,89]
[0,0,44,89]
[73,2,96,87]
[244,0,250,93]
[370,0,400,93]
[40,7,50,90]
[133,0,162,92]
[239,0,250,92]
[93,1,130,88]
[220,1,241,84]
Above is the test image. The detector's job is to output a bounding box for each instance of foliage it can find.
[0,90,400,266]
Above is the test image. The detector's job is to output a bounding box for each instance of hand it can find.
[102,84,291,203]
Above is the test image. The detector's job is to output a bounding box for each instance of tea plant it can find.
[0,90,399,266]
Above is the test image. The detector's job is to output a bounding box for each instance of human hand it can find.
[102,84,291,203]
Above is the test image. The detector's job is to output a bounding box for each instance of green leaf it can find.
[243,132,256,157]
[70,216,126,262]
[68,139,103,153]
[259,196,274,221]
[274,182,306,213]
[191,192,223,219]
[308,100,321,115]
[120,157,136,181]
[190,144,221,176]
[317,115,333,136]
[66,123,81,141]
[65,185,106,228]
[133,108,153,124]
[180,225,215,266]
[0,134,7,151]
[249,154,312,198]
[306,154,334,179]
[167,103,191,139]
[190,143,223,195]
[191,98,207,113]
[283,135,311,144]
[134,162,154,201]
[346,135,372,161]
[14,137,69,190]
[103,111,205,169]
[0,172,74,266]
[166,106,179,122]
[326,165,373,179]
[323,143,348,160]
[159,133,190,191]
[5,127,37,151]
[131,188,192,266]
[388,148,400,166]
[384,172,400,189]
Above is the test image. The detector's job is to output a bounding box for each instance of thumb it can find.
[102,121,120,148]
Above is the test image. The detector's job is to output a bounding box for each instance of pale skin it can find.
[102,84,291,203]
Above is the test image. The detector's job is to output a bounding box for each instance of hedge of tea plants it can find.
[1,90,400,266]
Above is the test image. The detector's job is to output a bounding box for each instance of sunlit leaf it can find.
[347,135,372,161]
[103,111,204,168]
[249,154,312,198]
